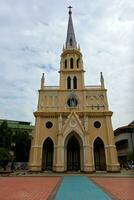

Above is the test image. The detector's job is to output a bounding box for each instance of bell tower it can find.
[59,7,85,90]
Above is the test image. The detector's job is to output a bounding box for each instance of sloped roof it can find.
[114,121,134,135]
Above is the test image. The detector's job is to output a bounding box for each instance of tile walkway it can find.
[55,176,112,200]
[0,176,133,200]
[0,177,60,200]
[91,177,134,200]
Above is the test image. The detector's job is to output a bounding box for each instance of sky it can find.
[0,0,133,129]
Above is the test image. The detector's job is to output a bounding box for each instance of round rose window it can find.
[46,121,53,128]
[94,121,101,128]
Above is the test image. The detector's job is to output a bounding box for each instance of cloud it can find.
[0,0,133,129]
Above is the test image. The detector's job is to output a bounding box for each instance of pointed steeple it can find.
[60,7,85,90]
[66,6,77,49]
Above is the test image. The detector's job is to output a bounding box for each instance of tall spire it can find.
[66,6,77,49]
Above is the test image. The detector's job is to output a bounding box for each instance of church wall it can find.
[88,116,108,145]
[38,117,58,146]
[86,115,120,171]
[38,89,108,112]
[29,7,120,173]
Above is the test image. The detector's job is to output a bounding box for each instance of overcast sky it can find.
[0,0,133,129]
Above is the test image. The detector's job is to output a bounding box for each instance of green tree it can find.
[0,121,13,170]
[13,130,31,162]
[0,148,12,170]
[0,121,32,163]
[0,121,12,150]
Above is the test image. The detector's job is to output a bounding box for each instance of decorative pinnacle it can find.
[100,72,105,88]
[41,73,45,89]
[100,72,103,80]
[68,6,72,15]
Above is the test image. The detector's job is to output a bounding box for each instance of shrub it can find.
[0,148,12,170]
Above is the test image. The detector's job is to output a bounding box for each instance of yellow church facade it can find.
[29,7,120,173]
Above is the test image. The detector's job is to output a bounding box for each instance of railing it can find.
[44,85,102,89]
[86,105,105,110]
[44,86,59,90]
[39,105,106,111]
[85,85,101,89]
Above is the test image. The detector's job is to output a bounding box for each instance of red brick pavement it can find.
[91,177,134,200]
[0,177,60,200]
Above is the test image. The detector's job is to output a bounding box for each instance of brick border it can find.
[48,177,63,200]
[89,177,120,200]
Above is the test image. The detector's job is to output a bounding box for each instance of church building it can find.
[29,7,120,172]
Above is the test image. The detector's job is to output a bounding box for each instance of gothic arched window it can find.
[64,59,67,69]
[77,58,80,68]
[70,58,73,69]
[73,76,77,89]
[67,76,71,89]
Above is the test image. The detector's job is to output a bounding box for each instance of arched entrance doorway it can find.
[42,137,54,170]
[64,132,83,171]
[94,137,106,170]
[67,136,80,170]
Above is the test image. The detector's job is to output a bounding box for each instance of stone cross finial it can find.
[68,6,72,14]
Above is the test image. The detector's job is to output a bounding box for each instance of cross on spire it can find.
[68,6,72,15]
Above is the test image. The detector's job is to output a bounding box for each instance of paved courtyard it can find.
[0,177,60,200]
[91,177,134,200]
[0,176,133,200]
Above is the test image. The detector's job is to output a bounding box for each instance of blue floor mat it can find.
[55,176,112,200]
